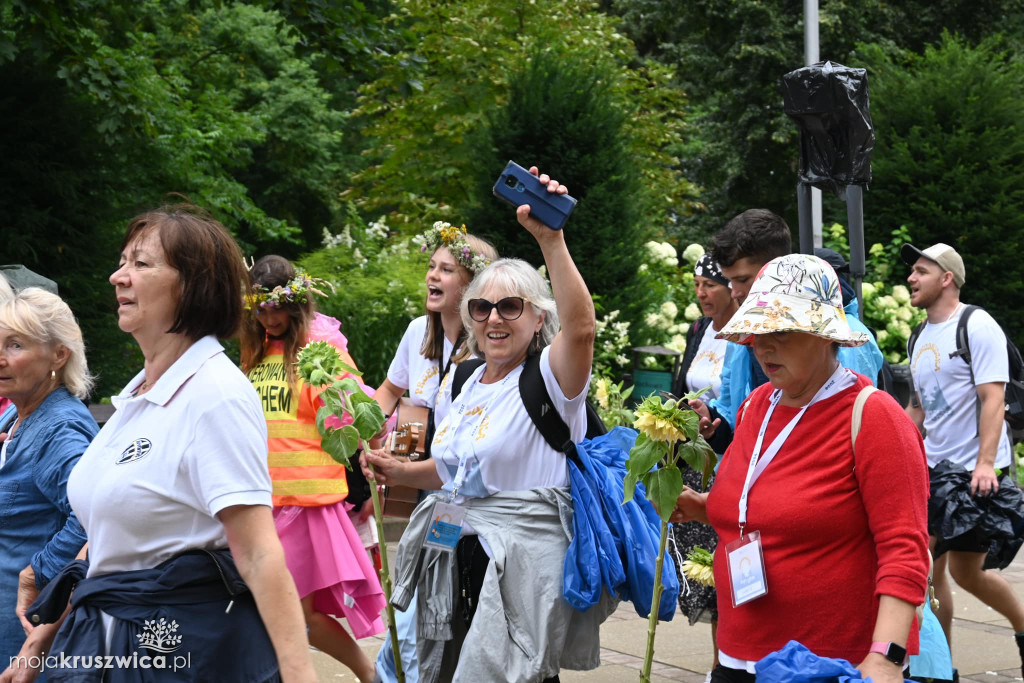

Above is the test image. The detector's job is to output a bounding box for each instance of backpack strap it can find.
[519,353,586,471]
[949,304,979,369]
[907,319,927,363]
[851,385,877,451]
[451,358,485,400]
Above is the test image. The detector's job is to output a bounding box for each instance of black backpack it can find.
[451,353,607,471]
[907,305,1024,432]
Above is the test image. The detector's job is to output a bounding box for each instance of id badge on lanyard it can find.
[422,501,467,552]
[727,365,855,606]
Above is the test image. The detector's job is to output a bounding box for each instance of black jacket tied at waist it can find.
[27,549,280,682]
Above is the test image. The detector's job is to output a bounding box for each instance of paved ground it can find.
[311,537,1024,682]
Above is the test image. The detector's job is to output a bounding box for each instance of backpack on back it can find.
[907,305,1024,433]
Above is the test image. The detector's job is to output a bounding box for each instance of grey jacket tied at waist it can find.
[392,487,618,683]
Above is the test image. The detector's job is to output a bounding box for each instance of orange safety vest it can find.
[247,339,354,507]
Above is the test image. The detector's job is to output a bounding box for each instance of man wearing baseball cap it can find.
[902,242,1024,674]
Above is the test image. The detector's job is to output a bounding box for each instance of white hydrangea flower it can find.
[682,243,705,265]
[876,295,898,311]
[891,285,911,305]
[684,303,702,322]
[645,312,661,327]
[876,329,889,344]
[616,354,629,366]
[639,263,649,274]
[666,334,687,354]
[896,306,913,322]
[660,301,678,319]
[860,281,877,299]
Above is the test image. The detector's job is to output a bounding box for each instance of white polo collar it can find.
[113,336,224,409]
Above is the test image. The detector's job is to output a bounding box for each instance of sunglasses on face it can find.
[467,296,529,322]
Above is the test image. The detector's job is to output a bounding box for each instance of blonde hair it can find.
[0,288,95,399]
[420,234,499,361]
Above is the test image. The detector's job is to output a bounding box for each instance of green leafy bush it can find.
[299,207,428,388]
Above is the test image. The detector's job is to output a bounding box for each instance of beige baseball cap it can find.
[900,242,965,288]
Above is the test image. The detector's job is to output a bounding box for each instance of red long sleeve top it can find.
[706,373,930,663]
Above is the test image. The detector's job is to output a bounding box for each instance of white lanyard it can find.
[736,364,856,533]
[444,366,517,499]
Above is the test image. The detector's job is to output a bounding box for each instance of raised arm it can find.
[517,167,595,399]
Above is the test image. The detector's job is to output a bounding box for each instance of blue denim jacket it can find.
[0,387,96,667]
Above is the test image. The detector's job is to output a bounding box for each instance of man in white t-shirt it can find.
[903,242,1024,672]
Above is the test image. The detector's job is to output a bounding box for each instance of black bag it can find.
[451,353,607,471]
[907,305,1024,433]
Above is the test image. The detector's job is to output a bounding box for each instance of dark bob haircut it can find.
[120,203,247,341]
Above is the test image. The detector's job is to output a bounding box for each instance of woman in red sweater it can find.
[673,253,929,683]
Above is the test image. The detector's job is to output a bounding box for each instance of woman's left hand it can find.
[15,566,38,635]
[515,167,568,239]
[856,654,904,683]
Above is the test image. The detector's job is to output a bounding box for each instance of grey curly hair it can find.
[460,259,559,359]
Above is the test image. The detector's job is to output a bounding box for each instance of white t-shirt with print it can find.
[909,306,1012,469]
[387,315,455,427]
[68,337,272,577]
[431,346,588,501]
[686,322,730,400]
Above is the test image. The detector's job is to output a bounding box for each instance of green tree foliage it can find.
[0,0,389,396]
[860,34,1024,343]
[347,0,698,233]
[298,207,426,386]
[462,52,647,319]
[608,0,1024,237]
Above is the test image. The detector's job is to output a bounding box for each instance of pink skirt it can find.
[273,501,386,639]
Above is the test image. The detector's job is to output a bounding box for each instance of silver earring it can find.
[51,370,56,380]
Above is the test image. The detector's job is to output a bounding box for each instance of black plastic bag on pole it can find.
[782,61,873,200]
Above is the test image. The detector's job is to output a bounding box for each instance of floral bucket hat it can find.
[716,254,869,347]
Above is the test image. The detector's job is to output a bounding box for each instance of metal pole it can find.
[805,0,822,247]
[846,184,866,304]
[797,183,814,255]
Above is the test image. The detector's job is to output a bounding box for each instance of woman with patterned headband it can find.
[668,252,738,677]
[368,222,497,682]
[239,255,386,683]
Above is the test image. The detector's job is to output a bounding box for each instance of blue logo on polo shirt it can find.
[117,438,153,465]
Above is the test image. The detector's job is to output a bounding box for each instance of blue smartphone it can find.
[492,161,577,230]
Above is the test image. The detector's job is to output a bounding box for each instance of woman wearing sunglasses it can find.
[364,167,605,682]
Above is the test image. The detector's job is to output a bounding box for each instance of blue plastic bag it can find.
[909,599,953,680]
[756,640,915,683]
[564,427,678,620]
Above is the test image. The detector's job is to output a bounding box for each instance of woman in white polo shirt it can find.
[11,204,316,682]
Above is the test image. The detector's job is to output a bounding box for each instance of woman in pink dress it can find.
[240,255,385,682]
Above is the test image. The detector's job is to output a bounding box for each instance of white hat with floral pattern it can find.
[716,253,869,347]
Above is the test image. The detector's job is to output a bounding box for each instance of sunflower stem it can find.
[641,518,669,682]
[368,463,405,683]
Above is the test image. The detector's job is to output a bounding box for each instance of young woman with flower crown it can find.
[239,255,386,683]
[370,222,497,683]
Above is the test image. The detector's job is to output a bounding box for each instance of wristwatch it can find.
[868,641,907,666]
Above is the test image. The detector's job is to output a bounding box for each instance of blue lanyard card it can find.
[423,501,466,552]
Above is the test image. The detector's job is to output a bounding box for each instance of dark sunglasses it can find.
[467,296,530,322]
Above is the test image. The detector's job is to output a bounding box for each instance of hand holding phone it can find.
[493,161,577,230]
